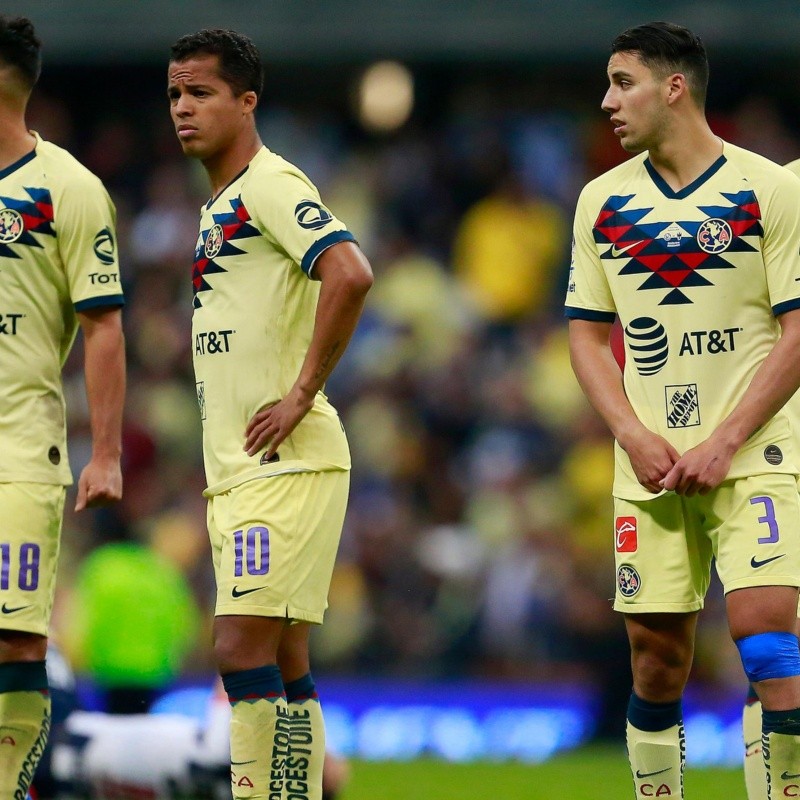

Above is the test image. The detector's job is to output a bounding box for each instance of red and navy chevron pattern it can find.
[593,190,762,305]
[0,187,55,259]
[192,196,260,308]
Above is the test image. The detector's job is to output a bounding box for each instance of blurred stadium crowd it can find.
[30,60,800,727]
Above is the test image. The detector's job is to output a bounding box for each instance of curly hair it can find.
[170,28,263,100]
[0,15,41,89]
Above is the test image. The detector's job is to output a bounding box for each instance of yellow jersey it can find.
[0,133,123,486]
[566,142,800,500]
[192,147,355,495]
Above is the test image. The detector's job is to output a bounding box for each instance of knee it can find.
[277,631,310,682]
[736,632,800,683]
[212,616,285,674]
[628,632,692,699]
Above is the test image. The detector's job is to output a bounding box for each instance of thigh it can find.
[613,492,711,614]
[210,470,349,624]
[0,482,64,636]
[710,473,800,595]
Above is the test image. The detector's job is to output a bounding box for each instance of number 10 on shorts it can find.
[232,526,270,577]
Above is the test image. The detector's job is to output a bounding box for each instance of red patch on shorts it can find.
[615,516,638,552]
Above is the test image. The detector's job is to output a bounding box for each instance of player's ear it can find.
[665,72,687,106]
[242,90,258,115]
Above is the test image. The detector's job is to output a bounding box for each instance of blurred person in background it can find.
[0,15,125,797]
[168,27,372,800]
[567,21,800,799]
[64,528,200,715]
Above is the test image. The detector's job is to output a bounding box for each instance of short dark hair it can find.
[611,21,709,107]
[0,15,42,90]
[170,28,263,99]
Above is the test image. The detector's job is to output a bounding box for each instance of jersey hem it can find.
[0,473,73,487]
[203,460,350,497]
[301,230,357,275]
[564,306,616,322]
[613,466,800,502]
[74,294,125,311]
[773,297,800,316]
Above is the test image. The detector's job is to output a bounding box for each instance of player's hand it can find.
[659,435,736,496]
[75,456,123,511]
[618,426,680,493]
[244,386,315,459]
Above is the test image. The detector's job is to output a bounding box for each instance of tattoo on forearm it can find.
[315,340,342,381]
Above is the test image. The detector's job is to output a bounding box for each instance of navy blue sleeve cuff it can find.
[773,298,800,317]
[564,306,616,322]
[74,294,125,311]
[300,230,357,276]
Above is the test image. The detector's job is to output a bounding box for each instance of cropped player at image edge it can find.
[0,15,125,800]
[567,21,800,800]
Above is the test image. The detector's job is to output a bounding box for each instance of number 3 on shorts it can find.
[750,496,779,544]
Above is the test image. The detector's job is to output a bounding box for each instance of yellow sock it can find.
[0,661,51,800]
[223,665,288,800]
[626,721,685,799]
[284,674,325,800]
[763,730,800,800]
[743,699,767,800]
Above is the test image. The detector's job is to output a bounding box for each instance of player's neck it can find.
[203,131,263,198]
[647,120,722,193]
[0,113,36,171]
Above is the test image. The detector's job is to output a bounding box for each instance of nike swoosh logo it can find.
[750,554,786,569]
[745,739,761,749]
[1,603,30,614]
[231,760,257,765]
[635,767,672,779]
[231,585,266,598]
[610,240,644,258]
[782,771,800,780]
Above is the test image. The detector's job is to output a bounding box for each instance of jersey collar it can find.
[644,153,727,200]
[0,142,37,181]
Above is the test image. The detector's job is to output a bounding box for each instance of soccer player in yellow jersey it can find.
[168,29,372,800]
[742,154,800,800]
[0,15,125,797]
[567,22,800,798]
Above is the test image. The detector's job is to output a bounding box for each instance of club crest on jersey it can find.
[617,564,641,597]
[624,317,668,376]
[0,208,23,243]
[697,218,732,254]
[295,200,333,231]
[666,384,700,428]
[204,224,224,259]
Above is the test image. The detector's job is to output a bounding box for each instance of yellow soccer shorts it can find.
[208,469,350,623]
[613,473,800,613]
[0,482,65,635]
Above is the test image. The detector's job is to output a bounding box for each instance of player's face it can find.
[167,54,256,161]
[601,51,670,154]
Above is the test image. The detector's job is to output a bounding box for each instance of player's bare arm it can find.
[76,306,125,510]
[662,307,800,496]
[568,318,679,493]
[244,241,373,457]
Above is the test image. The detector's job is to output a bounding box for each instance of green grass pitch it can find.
[341,746,746,799]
